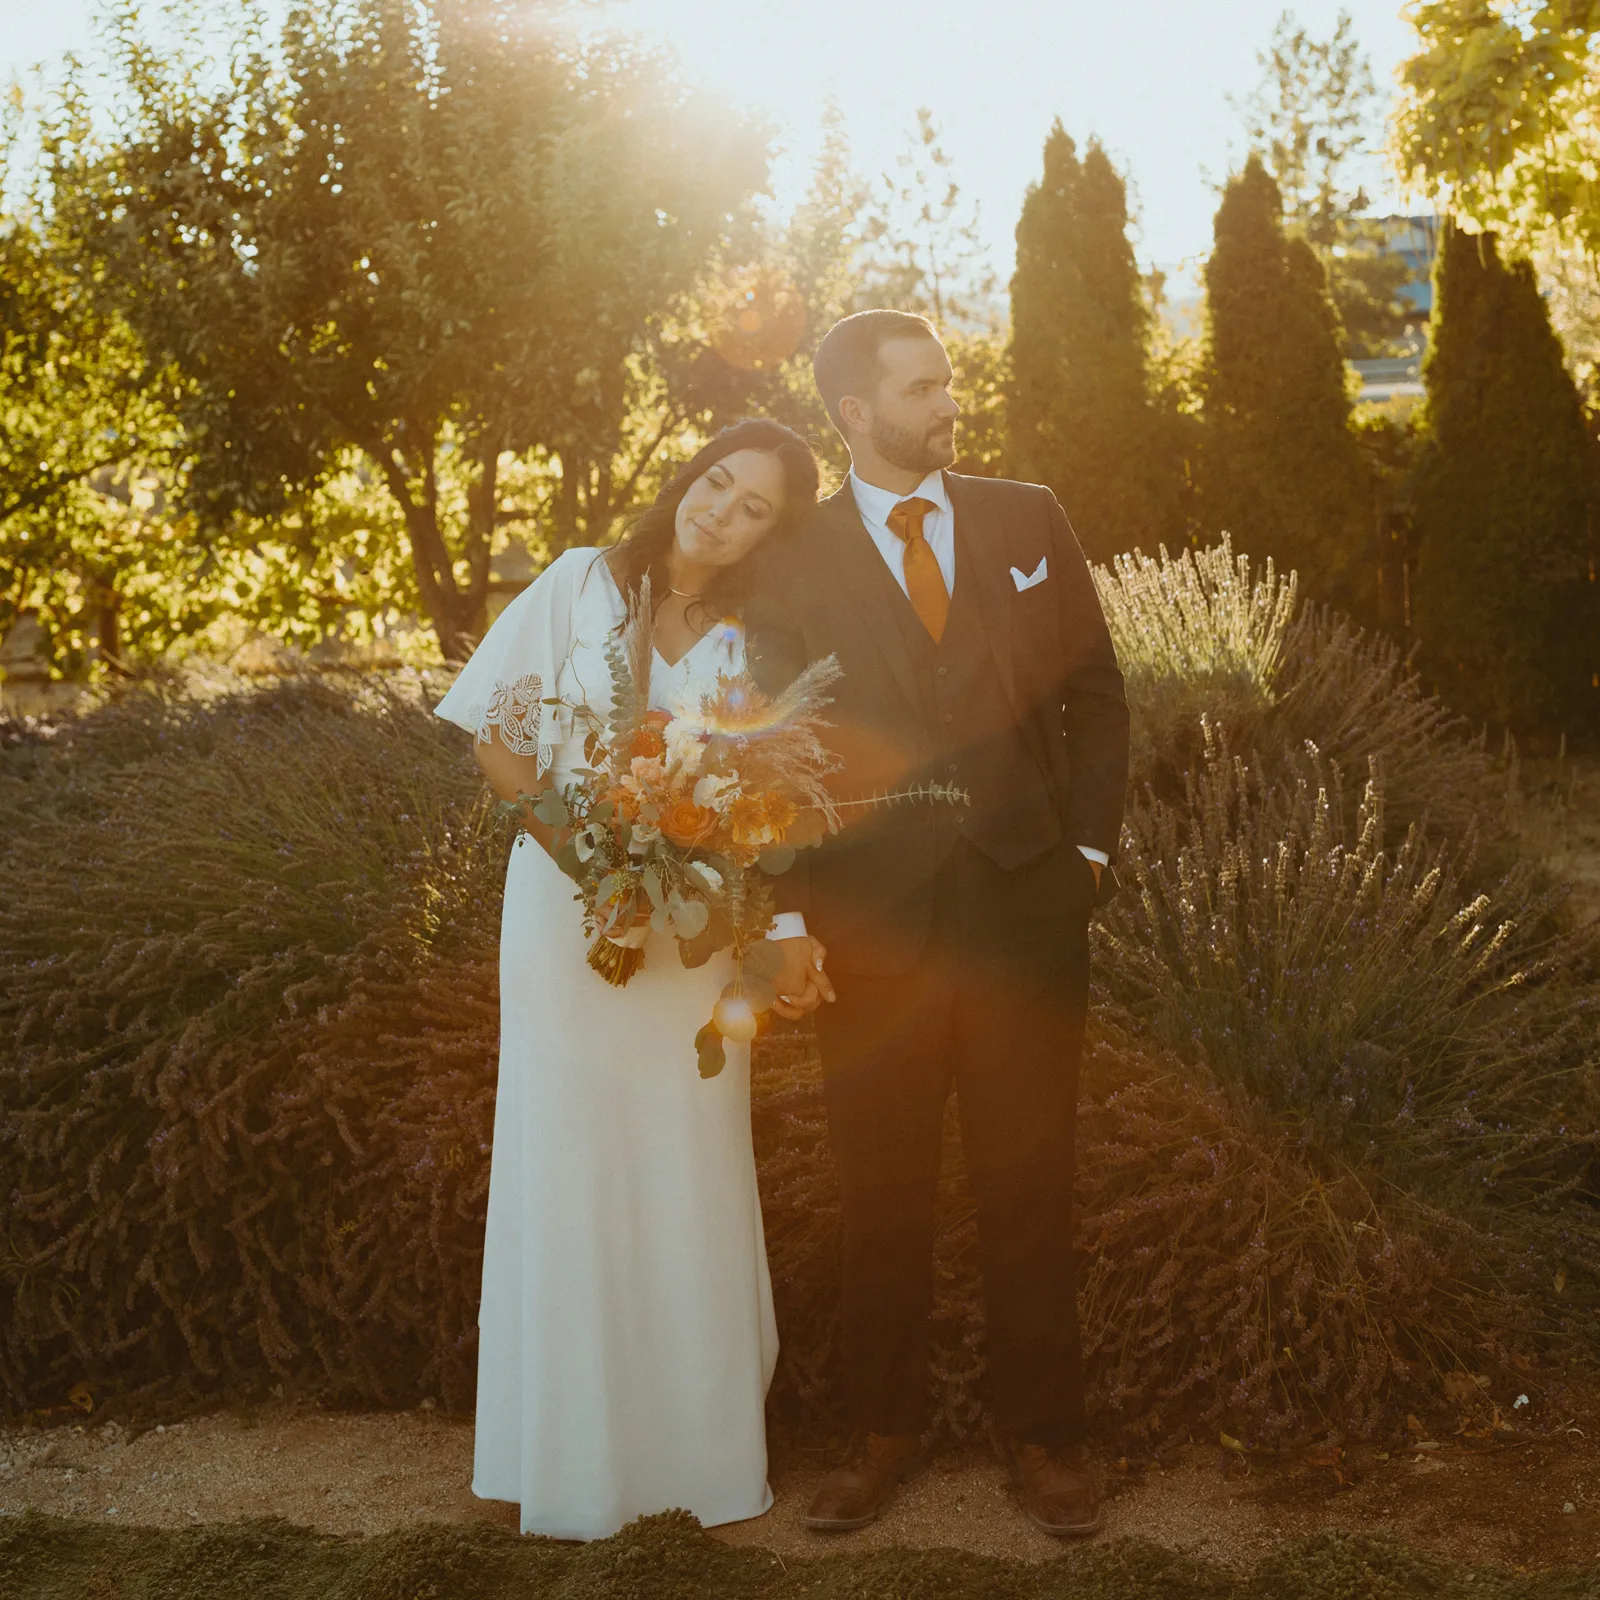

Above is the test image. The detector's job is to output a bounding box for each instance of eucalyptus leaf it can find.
[642,866,666,910]
[695,1022,726,1080]
[742,941,784,981]
[668,895,709,939]
[785,808,828,850]
[678,906,735,969]
[532,789,569,828]
[758,844,797,875]
[739,975,777,1012]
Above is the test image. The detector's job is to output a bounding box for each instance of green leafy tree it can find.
[1411,223,1599,735]
[1395,1,1600,381]
[1395,0,1600,252]
[1199,155,1371,607]
[857,108,1000,333]
[1236,9,1411,358]
[49,0,766,658]
[757,108,1004,480]
[1,106,179,672]
[1006,124,1186,560]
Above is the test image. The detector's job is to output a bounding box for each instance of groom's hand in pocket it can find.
[771,936,835,1020]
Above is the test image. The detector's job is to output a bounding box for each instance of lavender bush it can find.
[0,555,1594,1444]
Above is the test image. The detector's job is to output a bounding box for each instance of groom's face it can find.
[856,335,960,474]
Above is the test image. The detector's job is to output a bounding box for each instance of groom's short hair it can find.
[813,309,940,433]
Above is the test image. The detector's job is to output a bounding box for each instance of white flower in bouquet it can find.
[663,719,706,777]
[693,773,741,812]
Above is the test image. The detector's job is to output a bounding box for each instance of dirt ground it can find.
[2,1401,1598,1577]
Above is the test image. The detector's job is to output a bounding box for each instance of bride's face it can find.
[673,449,787,569]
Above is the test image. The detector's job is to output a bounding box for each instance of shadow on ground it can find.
[5,1506,1600,1600]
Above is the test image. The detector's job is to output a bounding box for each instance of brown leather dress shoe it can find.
[804,1432,929,1531]
[992,1428,1102,1537]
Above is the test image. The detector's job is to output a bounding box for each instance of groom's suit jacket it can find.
[746,472,1130,977]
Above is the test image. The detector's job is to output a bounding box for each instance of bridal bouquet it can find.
[513,580,842,1078]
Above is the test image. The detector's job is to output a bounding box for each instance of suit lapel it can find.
[945,472,1056,786]
[816,484,926,715]
[946,473,1019,714]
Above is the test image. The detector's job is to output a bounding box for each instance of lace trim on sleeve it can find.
[477,672,558,774]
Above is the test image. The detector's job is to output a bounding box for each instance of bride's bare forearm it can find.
[473,740,563,857]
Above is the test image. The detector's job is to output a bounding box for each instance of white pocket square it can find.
[1010,557,1048,592]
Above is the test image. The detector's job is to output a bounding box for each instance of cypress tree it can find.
[1200,155,1370,607]
[1007,123,1182,564]
[1412,224,1599,736]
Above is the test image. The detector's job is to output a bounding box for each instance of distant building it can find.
[1350,214,1440,404]
[1379,214,1442,321]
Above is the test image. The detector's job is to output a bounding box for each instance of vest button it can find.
[947,764,958,774]
[937,666,948,676]
[942,712,953,724]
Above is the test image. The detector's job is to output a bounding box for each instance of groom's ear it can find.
[836,392,869,438]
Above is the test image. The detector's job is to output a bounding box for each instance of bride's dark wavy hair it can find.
[608,418,820,626]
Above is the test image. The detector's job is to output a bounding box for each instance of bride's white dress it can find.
[433,547,778,1540]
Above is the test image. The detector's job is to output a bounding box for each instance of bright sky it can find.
[0,0,1422,283]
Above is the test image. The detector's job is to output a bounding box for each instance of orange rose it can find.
[660,797,718,848]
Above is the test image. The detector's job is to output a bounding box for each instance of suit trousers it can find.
[812,833,1094,1448]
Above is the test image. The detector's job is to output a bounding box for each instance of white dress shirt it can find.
[848,467,958,600]
[766,468,1106,945]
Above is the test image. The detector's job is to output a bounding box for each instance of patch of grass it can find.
[2,1509,1597,1600]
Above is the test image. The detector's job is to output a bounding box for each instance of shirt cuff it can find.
[1077,845,1110,867]
[767,912,809,941]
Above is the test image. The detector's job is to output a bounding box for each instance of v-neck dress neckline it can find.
[594,552,736,674]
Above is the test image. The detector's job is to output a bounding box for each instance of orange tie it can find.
[886,496,948,642]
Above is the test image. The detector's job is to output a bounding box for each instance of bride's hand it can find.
[771,935,835,1020]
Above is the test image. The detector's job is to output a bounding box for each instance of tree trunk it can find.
[95,586,125,675]
[370,439,492,662]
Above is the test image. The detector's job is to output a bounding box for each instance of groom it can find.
[749,309,1129,1537]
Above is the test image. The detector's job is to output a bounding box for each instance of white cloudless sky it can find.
[0,0,1423,280]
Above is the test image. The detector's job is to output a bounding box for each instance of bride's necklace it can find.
[666,585,707,601]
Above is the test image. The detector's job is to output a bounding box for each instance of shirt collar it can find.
[847,467,950,526]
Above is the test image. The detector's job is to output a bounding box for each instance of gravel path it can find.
[3,1402,1597,1574]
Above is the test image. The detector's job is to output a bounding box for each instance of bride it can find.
[433,418,825,1539]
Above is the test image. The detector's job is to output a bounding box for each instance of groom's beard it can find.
[870,415,958,476]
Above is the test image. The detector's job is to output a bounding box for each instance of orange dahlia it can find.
[724,793,771,850]
[630,711,671,761]
[759,791,798,838]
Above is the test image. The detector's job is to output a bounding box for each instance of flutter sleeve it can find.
[432,546,597,776]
